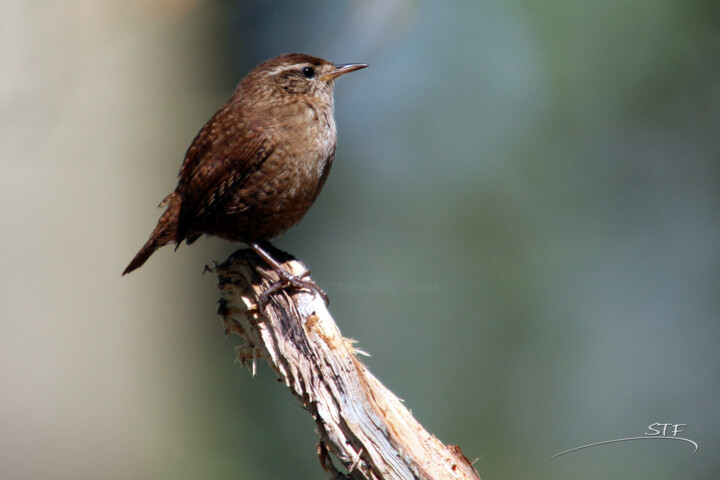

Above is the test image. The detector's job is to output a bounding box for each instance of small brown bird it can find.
[123,53,367,303]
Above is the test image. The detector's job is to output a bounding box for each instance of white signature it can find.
[547,423,699,461]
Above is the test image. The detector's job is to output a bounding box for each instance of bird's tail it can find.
[122,193,180,275]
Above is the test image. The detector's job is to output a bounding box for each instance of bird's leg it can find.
[250,242,329,311]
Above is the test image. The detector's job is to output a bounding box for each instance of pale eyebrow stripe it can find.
[266,65,304,76]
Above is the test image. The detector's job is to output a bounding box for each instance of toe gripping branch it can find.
[248,242,329,312]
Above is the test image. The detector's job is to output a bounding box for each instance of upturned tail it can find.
[122,193,180,275]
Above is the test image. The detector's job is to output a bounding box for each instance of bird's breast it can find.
[215,106,337,241]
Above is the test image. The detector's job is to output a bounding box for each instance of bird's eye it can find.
[301,66,315,79]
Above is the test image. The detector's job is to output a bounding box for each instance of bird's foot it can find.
[257,267,329,313]
[249,242,329,313]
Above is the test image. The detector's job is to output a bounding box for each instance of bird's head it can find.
[241,53,367,107]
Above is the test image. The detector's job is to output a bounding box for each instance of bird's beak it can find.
[321,63,368,81]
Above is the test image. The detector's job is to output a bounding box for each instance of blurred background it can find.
[1,0,718,478]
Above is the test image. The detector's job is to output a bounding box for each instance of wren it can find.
[123,53,367,305]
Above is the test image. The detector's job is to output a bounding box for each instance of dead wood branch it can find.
[215,248,480,480]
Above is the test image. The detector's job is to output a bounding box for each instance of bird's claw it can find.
[257,268,329,314]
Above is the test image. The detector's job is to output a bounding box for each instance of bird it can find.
[123,53,367,305]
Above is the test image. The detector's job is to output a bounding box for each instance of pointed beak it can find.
[320,63,368,81]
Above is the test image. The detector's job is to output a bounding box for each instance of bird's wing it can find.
[175,107,273,243]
